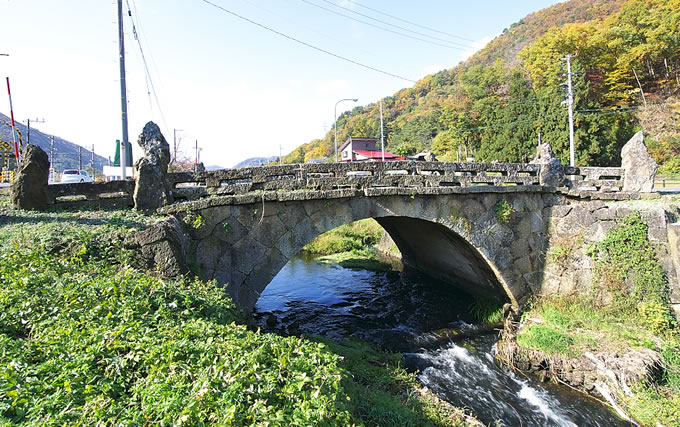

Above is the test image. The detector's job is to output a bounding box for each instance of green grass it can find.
[0,198,477,426]
[318,248,397,272]
[303,219,384,255]
[468,298,503,324]
[516,324,575,356]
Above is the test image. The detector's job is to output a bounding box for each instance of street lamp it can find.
[334,98,358,162]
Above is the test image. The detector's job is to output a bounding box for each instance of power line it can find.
[125,0,170,132]
[311,0,478,51]
[199,0,416,83]
[235,0,395,64]
[299,0,471,52]
[344,0,482,45]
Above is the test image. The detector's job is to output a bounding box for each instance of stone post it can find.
[530,143,565,187]
[621,131,657,193]
[10,144,50,210]
[133,121,174,213]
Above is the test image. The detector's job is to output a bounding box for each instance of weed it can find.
[495,200,513,224]
[223,221,232,235]
[469,298,504,324]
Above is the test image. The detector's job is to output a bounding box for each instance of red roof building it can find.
[338,137,404,162]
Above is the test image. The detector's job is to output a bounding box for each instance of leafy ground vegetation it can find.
[0,196,477,426]
[513,214,680,425]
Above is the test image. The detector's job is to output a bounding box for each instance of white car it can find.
[60,169,94,183]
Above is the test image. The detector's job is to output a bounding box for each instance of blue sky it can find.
[1,0,562,167]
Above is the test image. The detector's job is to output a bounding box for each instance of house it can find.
[339,137,404,162]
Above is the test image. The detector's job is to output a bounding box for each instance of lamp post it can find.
[334,98,358,162]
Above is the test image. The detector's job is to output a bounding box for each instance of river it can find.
[253,255,629,426]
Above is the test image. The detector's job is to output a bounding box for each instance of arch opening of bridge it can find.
[375,217,512,304]
[250,215,513,317]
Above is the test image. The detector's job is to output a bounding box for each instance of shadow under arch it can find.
[245,214,513,313]
[376,217,512,305]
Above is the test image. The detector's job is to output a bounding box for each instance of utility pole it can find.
[117,0,129,179]
[379,100,385,162]
[194,140,198,170]
[5,77,19,165]
[79,146,83,170]
[173,128,183,164]
[26,118,45,147]
[50,135,55,182]
[561,54,577,167]
[279,144,283,165]
[91,144,95,179]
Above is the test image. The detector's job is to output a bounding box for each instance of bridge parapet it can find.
[564,166,624,192]
[167,161,543,201]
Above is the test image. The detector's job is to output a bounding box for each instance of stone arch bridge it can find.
[136,160,680,314]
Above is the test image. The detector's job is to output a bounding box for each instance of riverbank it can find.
[497,214,680,425]
[302,218,403,271]
[0,199,478,425]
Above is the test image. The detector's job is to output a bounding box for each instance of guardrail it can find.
[46,180,135,209]
[655,176,680,189]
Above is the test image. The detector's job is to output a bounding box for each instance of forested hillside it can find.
[284,0,680,173]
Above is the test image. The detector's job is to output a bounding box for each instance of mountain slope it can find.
[283,0,679,171]
[0,113,108,172]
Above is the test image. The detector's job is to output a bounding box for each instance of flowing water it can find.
[253,255,630,426]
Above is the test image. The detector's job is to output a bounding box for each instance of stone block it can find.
[513,255,532,275]
[292,216,321,250]
[559,205,596,233]
[275,230,300,259]
[250,215,289,247]
[530,212,544,233]
[668,224,680,304]
[195,236,224,274]
[277,203,308,230]
[216,216,248,244]
[246,248,288,296]
[547,205,573,218]
[230,238,266,275]
[510,237,530,257]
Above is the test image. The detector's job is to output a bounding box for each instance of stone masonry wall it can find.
[540,196,680,317]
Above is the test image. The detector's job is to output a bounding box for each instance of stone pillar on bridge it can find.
[133,121,174,213]
[621,131,657,193]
